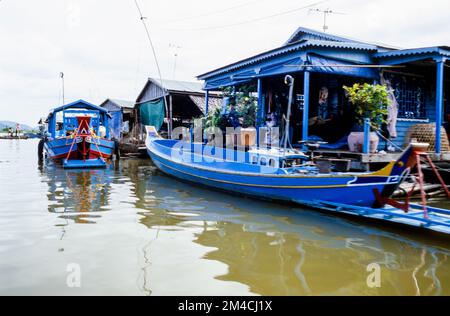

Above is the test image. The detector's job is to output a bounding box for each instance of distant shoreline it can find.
[0,136,30,140]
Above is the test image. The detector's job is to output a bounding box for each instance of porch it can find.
[198,27,450,168]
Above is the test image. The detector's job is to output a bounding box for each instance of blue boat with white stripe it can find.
[145,129,450,235]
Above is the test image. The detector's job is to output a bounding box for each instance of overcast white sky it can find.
[0,0,449,126]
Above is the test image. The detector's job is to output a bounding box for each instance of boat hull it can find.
[146,136,407,207]
[44,137,115,165]
[145,128,450,235]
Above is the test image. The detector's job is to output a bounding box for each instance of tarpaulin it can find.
[108,111,122,140]
[203,57,304,90]
[139,98,165,131]
[306,54,378,79]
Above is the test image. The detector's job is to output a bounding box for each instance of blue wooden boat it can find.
[145,127,415,208]
[43,100,115,169]
[145,128,450,235]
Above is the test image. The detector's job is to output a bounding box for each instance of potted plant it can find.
[236,93,257,147]
[204,107,228,146]
[343,83,389,153]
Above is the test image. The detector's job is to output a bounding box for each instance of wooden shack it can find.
[135,78,222,138]
[100,99,135,140]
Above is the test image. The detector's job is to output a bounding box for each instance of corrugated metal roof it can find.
[148,78,205,94]
[285,27,399,50]
[198,40,377,80]
[109,99,135,109]
[285,27,362,45]
[374,46,450,59]
[49,100,108,116]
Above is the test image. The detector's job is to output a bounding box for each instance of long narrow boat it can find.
[145,128,450,235]
[146,127,415,208]
[42,100,115,169]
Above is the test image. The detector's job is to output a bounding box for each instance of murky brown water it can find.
[0,140,449,296]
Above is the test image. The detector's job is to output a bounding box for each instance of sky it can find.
[0,0,449,126]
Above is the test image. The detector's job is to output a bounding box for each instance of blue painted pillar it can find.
[257,78,265,127]
[302,70,310,142]
[435,59,445,154]
[363,118,371,154]
[205,90,210,116]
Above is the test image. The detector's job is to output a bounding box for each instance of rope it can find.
[90,130,106,163]
[374,129,404,151]
[65,132,79,162]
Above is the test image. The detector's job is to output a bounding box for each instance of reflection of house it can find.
[135,78,222,136]
[100,99,135,140]
[198,27,450,161]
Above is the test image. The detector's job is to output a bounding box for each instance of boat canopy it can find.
[48,99,111,118]
[47,100,111,139]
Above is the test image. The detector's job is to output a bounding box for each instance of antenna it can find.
[60,72,65,106]
[169,43,182,80]
[309,8,346,32]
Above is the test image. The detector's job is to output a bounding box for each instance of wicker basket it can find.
[404,124,450,152]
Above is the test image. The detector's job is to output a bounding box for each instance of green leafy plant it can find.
[204,85,258,131]
[204,107,227,132]
[343,83,390,130]
[223,85,258,128]
[237,101,256,128]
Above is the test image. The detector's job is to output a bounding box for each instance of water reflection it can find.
[128,159,450,296]
[44,163,112,224]
[34,155,450,296]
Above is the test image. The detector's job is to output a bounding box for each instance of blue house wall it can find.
[198,27,450,154]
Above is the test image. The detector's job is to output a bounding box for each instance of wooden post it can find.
[169,95,173,139]
[302,70,310,142]
[435,58,445,154]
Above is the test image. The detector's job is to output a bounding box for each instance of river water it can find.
[0,139,449,296]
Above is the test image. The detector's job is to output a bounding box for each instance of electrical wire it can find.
[134,0,169,124]
[167,0,329,31]
[163,0,261,24]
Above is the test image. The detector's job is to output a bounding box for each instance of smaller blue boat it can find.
[42,100,115,169]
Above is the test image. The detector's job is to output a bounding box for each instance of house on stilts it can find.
[197,27,450,169]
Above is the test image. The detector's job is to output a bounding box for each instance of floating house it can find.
[198,27,450,162]
[100,99,135,140]
[135,78,222,136]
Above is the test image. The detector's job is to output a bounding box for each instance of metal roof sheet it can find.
[285,26,362,45]
[374,46,450,59]
[109,99,135,109]
[198,40,377,80]
[50,99,107,115]
[148,78,205,94]
[285,27,399,50]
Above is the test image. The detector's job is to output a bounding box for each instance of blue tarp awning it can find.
[305,54,378,79]
[109,111,122,139]
[204,56,304,90]
[203,54,377,89]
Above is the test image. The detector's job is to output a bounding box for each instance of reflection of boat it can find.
[132,166,450,296]
[43,100,115,169]
[46,164,112,224]
[145,125,450,234]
